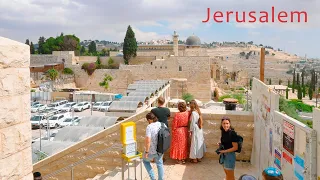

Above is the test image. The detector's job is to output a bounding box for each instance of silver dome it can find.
[186,35,201,46]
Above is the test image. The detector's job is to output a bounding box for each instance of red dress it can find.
[170,111,190,160]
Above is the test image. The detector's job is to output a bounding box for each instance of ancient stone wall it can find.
[120,56,211,101]
[30,55,59,66]
[73,67,134,94]
[33,108,253,180]
[77,56,156,66]
[0,37,33,179]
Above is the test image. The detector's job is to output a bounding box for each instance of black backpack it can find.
[232,130,243,153]
[157,123,171,154]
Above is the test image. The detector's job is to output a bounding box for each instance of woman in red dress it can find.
[170,102,190,164]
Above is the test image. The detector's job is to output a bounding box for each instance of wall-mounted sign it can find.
[294,155,305,180]
[274,148,281,170]
[283,151,292,164]
[283,120,295,155]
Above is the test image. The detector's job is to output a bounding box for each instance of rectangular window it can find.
[179,66,182,71]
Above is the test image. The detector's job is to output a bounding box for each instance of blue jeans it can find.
[221,152,236,170]
[143,153,164,180]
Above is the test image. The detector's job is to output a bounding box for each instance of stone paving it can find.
[110,158,256,180]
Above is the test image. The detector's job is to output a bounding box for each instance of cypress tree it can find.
[297,73,300,86]
[30,42,35,54]
[269,78,272,85]
[297,85,302,100]
[288,79,290,87]
[302,85,306,97]
[292,68,296,93]
[123,25,137,65]
[286,87,289,99]
[308,87,313,100]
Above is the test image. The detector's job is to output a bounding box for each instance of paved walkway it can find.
[115,158,256,180]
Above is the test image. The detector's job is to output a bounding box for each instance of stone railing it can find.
[33,109,253,179]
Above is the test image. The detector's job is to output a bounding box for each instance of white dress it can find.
[189,111,206,159]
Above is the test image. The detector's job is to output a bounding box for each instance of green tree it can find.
[182,93,194,103]
[101,48,108,56]
[42,37,60,54]
[297,85,302,100]
[286,87,289,99]
[88,41,97,54]
[25,39,30,45]
[292,68,296,93]
[38,36,46,54]
[80,46,86,55]
[108,57,114,66]
[308,87,313,100]
[96,56,101,65]
[99,74,113,90]
[30,42,35,54]
[123,25,137,64]
[288,79,290,87]
[46,69,59,81]
[60,35,81,52]
[296,73,300,86]
[301,70,305,87]
[302,85,306,97]
[250,78,253,90]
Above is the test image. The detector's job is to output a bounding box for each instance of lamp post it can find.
[38,110,42,151]
[316,72,319,107]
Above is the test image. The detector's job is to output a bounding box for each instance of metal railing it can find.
[43,144,122,180]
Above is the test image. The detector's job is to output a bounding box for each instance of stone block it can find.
[0,122,32,159]
[0,37,30,69]
[0,68,30,97]
[0,147,33,179]
[0,94,30,129]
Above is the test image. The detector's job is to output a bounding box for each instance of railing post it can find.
[71,164,74,180]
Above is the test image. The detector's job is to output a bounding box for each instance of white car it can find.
[60,102,77,112]
[31,104,47,113]
[30,115,46,129]
[60,116,81,127]
[92,102,104,111]
[73,102,91,112]
[40,113,70,128]
[99,101,112,112]
[31,102,40,106]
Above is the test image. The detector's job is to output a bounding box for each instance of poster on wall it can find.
[283,120,295,155]
[294,155,305,180]
[274,148,282,170]
[283,151,293,164]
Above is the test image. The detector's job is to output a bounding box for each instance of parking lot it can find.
[31,108,107,140]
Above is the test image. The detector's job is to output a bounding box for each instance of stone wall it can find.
[33,108,253,180]
[73,67,134,94]
[77,56,156,66]
[30,55,59,66]
[0,37,33,179]
[120,56,211,101]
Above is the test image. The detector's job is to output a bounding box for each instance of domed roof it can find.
[186,34,201,46]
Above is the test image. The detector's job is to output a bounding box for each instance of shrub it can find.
[31,89,36,92]
[46,68,58,81]
[86,63,96,75]
[108,57,114,65]
[287,100,314,112]
[81,63,89,70]
[237,87,245,90]
[182,93,194,103]
[218,93,246,105]
[62,68,74,75]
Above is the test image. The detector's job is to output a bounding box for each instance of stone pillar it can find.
[0,37,33,179]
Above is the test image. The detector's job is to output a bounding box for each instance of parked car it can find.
[73,118,81,126]
[38,108,60,119]
[40,113,70,128]
[60,102,77,112]
[99,101,112,112]
[31,104,47,113]
[31,101,40,107]
[92,102,104,111]
[60,116,81,127]
[30,115,46,129]
[73,102,91,112]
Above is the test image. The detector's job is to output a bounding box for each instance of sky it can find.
[0,0,319,58]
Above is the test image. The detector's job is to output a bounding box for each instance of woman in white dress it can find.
[189,100,206,163]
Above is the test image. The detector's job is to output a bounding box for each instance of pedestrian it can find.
[143,112,164,180]
[189,100,206,163]
[151,97,170,128]
[33,172,42,180]
[262,167,283,180]
[218,116,238,180]
[170,102,189,164]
